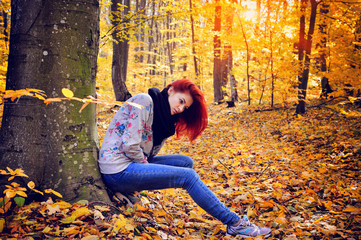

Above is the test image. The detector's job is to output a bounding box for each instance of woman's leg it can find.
[102,160,240,225]
[148,154,194,168]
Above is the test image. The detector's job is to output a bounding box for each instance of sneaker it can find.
[113,192,141,207]
[226,215,271,238]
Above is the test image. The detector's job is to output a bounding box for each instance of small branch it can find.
[217,158,233,174]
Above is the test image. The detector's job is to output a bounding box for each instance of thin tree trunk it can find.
[270,30,275,107]
[166,10,174,75]
[296,0,306,113]
[111,0,132,101]
[0,0,109,202]
[296,0,317,114]
[225,3,237,103]
[213,0,223,103]
[147,1,156,76]
[319,3,332,98]
[2,10,8,43]
[189,0,199,78]
[239,16,251,105]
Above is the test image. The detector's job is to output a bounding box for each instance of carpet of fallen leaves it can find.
[1,100,361,240]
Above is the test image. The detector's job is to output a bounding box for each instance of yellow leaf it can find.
[35,93,46,100]
[314,216,326,223]
[32,188,44,195]
[10,182,21,187]
[348,96,357,103]
[27,181,35,189]
[343,205,360,213]
[112,215,127,233]
[44,98,63,105]
[42,226,52,233]
[81,235,99,240]
[16,190,28,198]
[0,218,4,233]
[61,216,76,224]
[71,207,90,219]
[141,233,153,240]
[134,203,148,212]
[63,226,79,235]
[62,88,74,98]
[53,201,72,209]
[44,189,63,198]
[0,198,11,214]
[5,191,16,199]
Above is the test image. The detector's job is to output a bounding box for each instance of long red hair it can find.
[166,79,208,142]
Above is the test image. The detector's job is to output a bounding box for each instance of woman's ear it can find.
[168,86,175,96]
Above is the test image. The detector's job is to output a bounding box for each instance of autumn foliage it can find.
[1,0,361,239]
[1,98,361,239]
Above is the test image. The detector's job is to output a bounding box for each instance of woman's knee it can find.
[180,168,200,188]
[180,155,194,168]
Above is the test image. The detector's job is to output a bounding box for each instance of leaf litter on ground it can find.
[1,102,360,239]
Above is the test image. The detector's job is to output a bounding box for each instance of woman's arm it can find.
[115,94,153,163]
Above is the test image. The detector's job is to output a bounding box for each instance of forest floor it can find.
[1,97,361,239]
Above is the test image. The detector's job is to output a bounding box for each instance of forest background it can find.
[0,0,361,239]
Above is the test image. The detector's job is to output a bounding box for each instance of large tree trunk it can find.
[213,0,223,103]
[296,0,317,114]
[0,0,109,203]
[111,0,132,101]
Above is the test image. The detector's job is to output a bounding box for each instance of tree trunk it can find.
[111,0,132,101]
[319,3,332,98]
[2,10,9,43]
[213,0,223,103]
[270,29,275,107]
[296,0,315,114]
[135,0,146,63]
[166,10,174,75]
[239,16,251,105]
[225,4,237,103]
[147,0,155,76]
[0,0,109,203]
[189,0,199,78]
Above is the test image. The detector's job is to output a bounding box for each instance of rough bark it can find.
[239,16,251,105]
[189,0,199,78]
[296,0,317,114]
[318,4,332,98]
[0,0,110,203]
[111,0,132,101]
[224,4,237,104]
[213,0,223,103]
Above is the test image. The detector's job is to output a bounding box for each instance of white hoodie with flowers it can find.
[98,93,156,174]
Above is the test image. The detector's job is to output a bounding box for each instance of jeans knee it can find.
[182,155,194,168]
[181,168,199,189]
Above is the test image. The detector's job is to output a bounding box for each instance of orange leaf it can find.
[79,102,90,113]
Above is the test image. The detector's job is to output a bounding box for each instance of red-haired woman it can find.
[99,79,271,238]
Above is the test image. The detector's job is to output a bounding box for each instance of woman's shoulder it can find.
[126,93,153,112]
[127,93,153,105]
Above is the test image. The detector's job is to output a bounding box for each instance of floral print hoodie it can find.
[98,93,156,174]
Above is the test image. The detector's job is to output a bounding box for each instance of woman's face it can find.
[168,87,193,115]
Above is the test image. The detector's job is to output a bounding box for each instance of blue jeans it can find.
[102,154,240,226]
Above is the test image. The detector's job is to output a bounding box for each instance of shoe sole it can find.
[226,232,271,238]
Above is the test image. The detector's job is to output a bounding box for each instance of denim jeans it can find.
[102,154,240,226]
